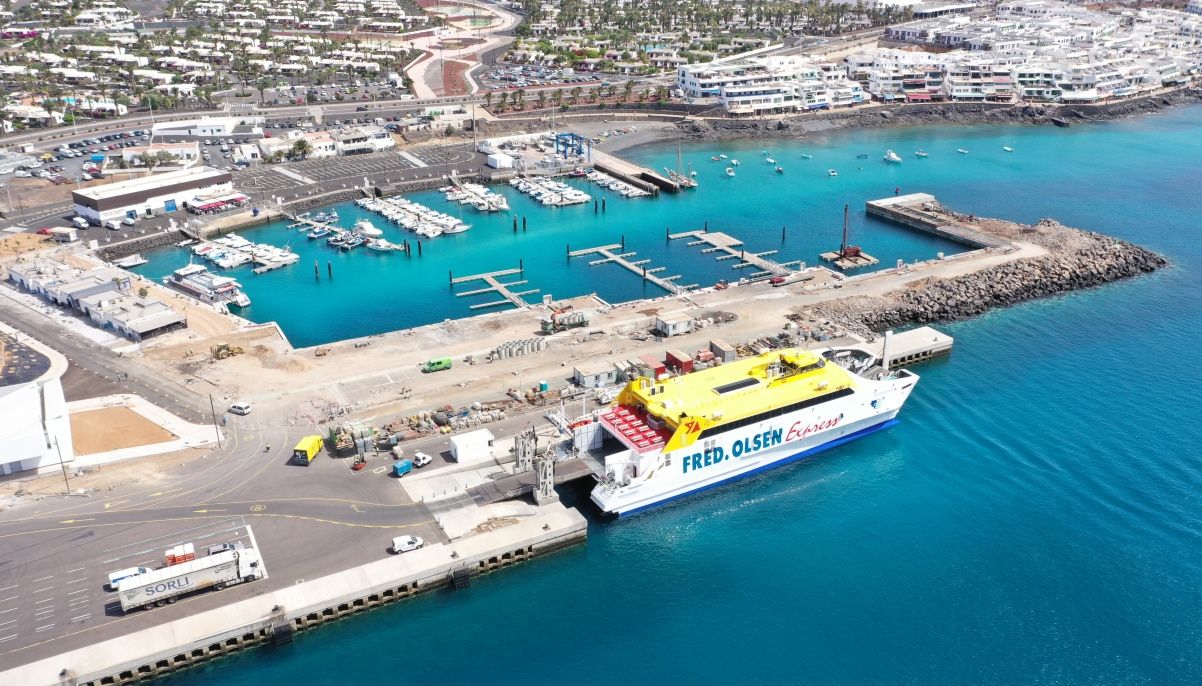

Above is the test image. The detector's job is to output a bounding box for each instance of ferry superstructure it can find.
[573,347,917,516]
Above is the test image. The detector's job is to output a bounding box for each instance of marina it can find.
[451,265,538,310]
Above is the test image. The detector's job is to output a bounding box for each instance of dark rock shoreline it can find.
[803,218,1167,335]
[676,88,1202,142]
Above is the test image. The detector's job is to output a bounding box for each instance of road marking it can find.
[70,614,91,622]
[64,567,84,574]
[59,518,95,524]
[0,596,14,603]
[192,509,227,514]
[0,634,17,643]
[0,608,15,614]
[250,504,266,512]
[103,500,130,510]
[146,488,183,498]
[66,589,88,596]
[0,619,15,628]
[33,588,53,595]
[34,624,55,632]
[32,576,53,582]
[0,585,15,592]
[34,609,55,618]
[66,578,86,585]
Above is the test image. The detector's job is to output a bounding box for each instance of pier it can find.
[589,149,675,195]
[866,194,1009,249]
[451,267,538,310]
[568,243,689,295]
[669,230,800,277]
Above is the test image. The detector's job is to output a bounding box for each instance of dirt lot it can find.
[0,232,51,258]
[70,406,177,455]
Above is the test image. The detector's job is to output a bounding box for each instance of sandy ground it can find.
[70,406,177,455]
[0,232,51,258]
[0,446,210,503]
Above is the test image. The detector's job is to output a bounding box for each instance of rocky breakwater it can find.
[805,217,1166,335]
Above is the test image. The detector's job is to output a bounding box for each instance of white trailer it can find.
[117,547,263,612]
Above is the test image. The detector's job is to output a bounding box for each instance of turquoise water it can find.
[132,144,973,348]
[157,107,1202,684]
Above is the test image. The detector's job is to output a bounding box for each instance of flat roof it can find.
[0,333,51,388]
[73,167,228,202]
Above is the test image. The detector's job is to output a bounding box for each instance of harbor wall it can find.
[808,219,1166,335]
[2,507,587,686]
[95,229,190,260]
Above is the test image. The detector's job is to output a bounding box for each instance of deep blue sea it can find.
[155,106,1202,684]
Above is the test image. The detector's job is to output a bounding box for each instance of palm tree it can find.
[623,80,634,102]
[484,90,493,109]
[497,91,509,111]
[536,89,547,109]
[513,88,526,110]
[290,139,313,160]
[569,86,582,104]
[552,88,564,106]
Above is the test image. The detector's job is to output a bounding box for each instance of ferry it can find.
[573,347,917,516]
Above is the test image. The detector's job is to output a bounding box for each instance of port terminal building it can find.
[72,166,233,224]
[0,323,74,476]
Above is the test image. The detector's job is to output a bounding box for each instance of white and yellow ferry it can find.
[573,347,918,516]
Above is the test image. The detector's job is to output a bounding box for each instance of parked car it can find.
[228,402,252,415]
[412,451,433,468]
[391,535,424,553]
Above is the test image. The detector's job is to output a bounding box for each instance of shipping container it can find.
[665,349,694,374]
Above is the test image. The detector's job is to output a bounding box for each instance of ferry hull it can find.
[609,416,899,517]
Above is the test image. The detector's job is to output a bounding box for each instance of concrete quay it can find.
[866,193,1009,250]
[0,503,586,686]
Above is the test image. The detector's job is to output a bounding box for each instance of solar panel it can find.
[713,377,759,395]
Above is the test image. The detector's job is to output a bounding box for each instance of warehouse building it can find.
[72,166,233,225]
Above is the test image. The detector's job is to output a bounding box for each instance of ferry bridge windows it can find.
[695,387,855,440]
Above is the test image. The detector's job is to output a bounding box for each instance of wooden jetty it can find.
[668,230,799,277]
[568,244,688,295]
[451,267,538,310]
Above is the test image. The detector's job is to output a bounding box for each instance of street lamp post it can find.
[53,437,71,494]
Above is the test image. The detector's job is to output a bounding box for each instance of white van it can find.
[121,216,137,226]
[72,217,90,229]
[104,220,121,231]
[107,566,149,590]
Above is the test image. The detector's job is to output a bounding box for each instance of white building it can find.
[121,141,201,168]
[151,116,264,138]
[72,166,234,224]
[0,325,74,476]
[331,125,395,155]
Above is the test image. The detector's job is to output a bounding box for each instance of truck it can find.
[422,356,452,373]
[540,307,589,334]
[117,547,263,613]
[292,435,324,465]
[393,459,413,477]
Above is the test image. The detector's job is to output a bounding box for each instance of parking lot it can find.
[479,63,605,91]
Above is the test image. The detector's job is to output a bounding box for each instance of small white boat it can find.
[883,149,903,164]
[731,159,740,166]
[761,150,768,156]
[766,157,776,164]
[957,148,969,154]
[828,169,838,177]
[801,153,813,160]
[719,154,728,159]
[725,167,735,177]
[114,254,148,268]
[775,166,784,173]
[354,219,383,236]
[915,150,929,158]
[176,239,196,247]
[1003,145,1014,152]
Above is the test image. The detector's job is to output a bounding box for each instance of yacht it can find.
[1003,146,1015,152]
[883,150,903,164]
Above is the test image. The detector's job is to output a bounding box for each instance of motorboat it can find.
[354,219,383,236]
[719,154,728,159]
[957,148,969,154]
[366,238,396,251]
[828,169,838,177]
[915,150,929,158]
[766,157,776,164]
[725,167,735,177]
[313,211,338,223]
[711,156,722,161]
[883,149,903,164]
[114,254,148,268]
[775,166,784,173]
[1003,146,1015,152]
[730,159,740,166]
[307,227,331,239]
[801,153,813,160]
[856,153,869,159]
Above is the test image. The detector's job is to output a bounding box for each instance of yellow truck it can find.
[292,435,324,465]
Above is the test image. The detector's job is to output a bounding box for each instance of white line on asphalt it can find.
[66,588,88,596]
[0,585,15,592]
[34,610,54,619]
[0,596,14,603]
[34,596,55,604]
[70,614,91,622]
[0,608,15,614]
[0,619,15,628]
[0,634,17,643]
[66,578,87,585]
[103,521,242,562]
[34,624,55,632]
[32,587,53,594]
[31,575,53,582]
[64,567,84,574]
